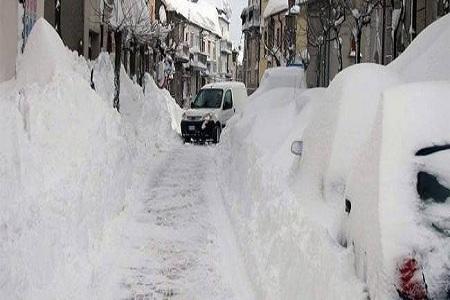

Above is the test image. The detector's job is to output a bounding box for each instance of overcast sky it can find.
[229,0,246,48]
[206,0,246,48]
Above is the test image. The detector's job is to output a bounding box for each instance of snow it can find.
[16,19,81,86]
[1,20,129,299]
[324,64,402,206]
[0,19,183,299]
[162,0,222,36]
[388,13,450,82]
[345,81,450,299]
[207,0,232,21]
[214,13,450,300]
[109,0,151,30]
[216,67,368,298]
[251,66,307,99]
[264,0,289,18]
[2,10,450,300]
[377,82,450,299]
[264,0,306,18]
[117,145,255,299]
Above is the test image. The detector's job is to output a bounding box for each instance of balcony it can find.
[175,43,190,63]
[191,52,208,71]
[241,4,261,32]
[220,40,232,55]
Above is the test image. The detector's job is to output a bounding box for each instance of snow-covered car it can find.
[250,66,307,99]
[181,81,247,143]
[342,82,450,300]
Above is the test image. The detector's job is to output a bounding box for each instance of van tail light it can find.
[396,257,428,300]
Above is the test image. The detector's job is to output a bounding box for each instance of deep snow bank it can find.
[0,19,181,299]
[217,74,367,298]
[218,13,450,300]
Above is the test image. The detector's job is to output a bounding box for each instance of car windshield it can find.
[192,89,223,109]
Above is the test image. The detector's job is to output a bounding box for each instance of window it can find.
[276,28,281,48]
[349,36,356,57]
[268,18,275,49]
[201,39,205,52]
[223,90,233,110]
[192,89,223,109]
[264,31,268,55]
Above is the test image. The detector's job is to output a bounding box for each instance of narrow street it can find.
[122,144,254,300]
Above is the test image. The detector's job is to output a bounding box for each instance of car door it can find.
[222,89,234,125]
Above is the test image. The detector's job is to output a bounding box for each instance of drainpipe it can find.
[411,0,417,40]
[381,0,386,64]
[55,0,61,36]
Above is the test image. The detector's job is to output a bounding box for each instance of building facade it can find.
[218,11,233,81]
[44,0,103,60]
[306,0,450,87]
[155,0,234,106]
[0,0,19,82]
[241,0,308,93]
[259,0,308,77]
[242,0,449,89]
[0,0,45,82]
[241,0,261,94]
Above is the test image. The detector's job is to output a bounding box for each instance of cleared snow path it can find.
[121,144,254,300]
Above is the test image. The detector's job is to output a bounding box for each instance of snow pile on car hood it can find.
[0,19,181,299]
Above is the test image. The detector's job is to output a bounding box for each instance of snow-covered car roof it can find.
[254,66,306,96]
[202,81,246,90]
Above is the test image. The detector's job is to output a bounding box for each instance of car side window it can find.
[223,90,233,110]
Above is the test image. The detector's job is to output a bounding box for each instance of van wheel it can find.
[213,125,221,144]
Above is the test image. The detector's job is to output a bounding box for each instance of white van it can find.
[181,81,247,143]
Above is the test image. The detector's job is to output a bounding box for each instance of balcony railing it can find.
[175,43,190,63]
[191,52,208,70]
